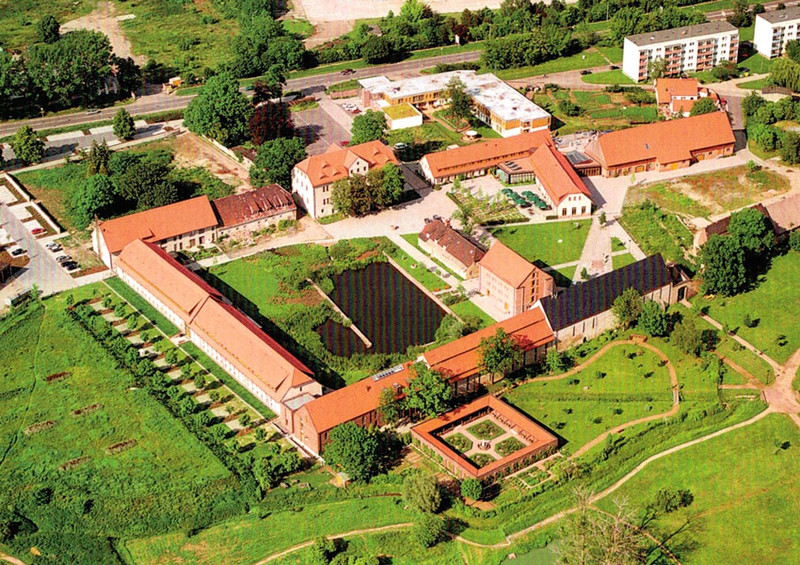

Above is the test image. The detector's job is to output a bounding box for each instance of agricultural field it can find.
[504,343,675,453]
[0,291,240,563]
[491,219,591,267]
[692,251,800,364]
[619,201,694,269]
[626,166,791,219]
[595,413,800,565]
[533,88,658,135]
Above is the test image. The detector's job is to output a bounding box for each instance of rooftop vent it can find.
[371,364,404,382]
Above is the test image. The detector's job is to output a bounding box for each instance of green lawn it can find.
[491,220,591,267]
[581,70,635,85]
[739,52,773,74]
[692,252,800,363]
[451,299,496,328]
[0,294,236,562]
[737,77,769,90]
[400,233,465,282]
[490,49,607,81]
[0,0,97,49]
[612,252,637,269]
[595,413,800,565]
[126,497,414,564]
[594,45,623,64]
[504,343,674,452]
[387,244,452,292]
[282,18,314,38]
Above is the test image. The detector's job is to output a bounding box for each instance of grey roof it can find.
[540,254,673,331]
[283,393,316,411]
[757,6,800,24]
[626,22,738,47]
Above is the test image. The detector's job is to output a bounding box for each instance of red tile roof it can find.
[478,240,535,288]
[116,239,314,402]
[585,112,735,168]
[423,306,553,382]
[97,196,218,254]
[528,143,592,205]
[212,185,296,228]
[294,141,398,187]
[421,130,552,180]
[418,219,484,269]
[300,305,554,435]
[655,78,700,104]
[411,395,558,479]
[115,239,222,325]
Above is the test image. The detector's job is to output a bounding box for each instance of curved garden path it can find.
[0,553,25,565]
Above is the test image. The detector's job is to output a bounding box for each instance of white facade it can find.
[754,8,800,58]
[115,267,186,333]
[622,23,739,82]
[291,155,370,219]
[554,192,593,217]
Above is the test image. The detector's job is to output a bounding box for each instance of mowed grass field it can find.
[491,219,591,267]
[693,252,800,363]
[126,497,414,564]
[504,343,674,452]
[0,0,97,48]
[0,289,236,558]
[595,413,800,565]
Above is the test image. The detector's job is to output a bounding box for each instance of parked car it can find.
[610,65,619,70]
[64,263,79,272]
[394,142,408,150]
[580,70,592,76]
[340,68,356,75]
[10,247,26,257]
[85,109,101,115]
[45,242,60,250]
[30,227,45,235]
[48,245,62,253]
[55,255,72,264]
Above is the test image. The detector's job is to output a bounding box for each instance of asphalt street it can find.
[0,51,482,138]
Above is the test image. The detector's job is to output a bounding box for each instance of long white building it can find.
[754,7,800,58]
[622,22,739,82]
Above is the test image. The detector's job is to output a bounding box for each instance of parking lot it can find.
[0,204,76,303]
[293,104,351,155]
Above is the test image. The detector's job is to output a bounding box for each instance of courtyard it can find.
[442,413,530,468]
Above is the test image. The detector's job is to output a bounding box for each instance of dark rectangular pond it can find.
[318,261,446,357]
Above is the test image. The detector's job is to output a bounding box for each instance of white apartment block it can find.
[754,7,800,58]
[622,22,739,82]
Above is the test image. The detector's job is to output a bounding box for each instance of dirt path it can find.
[0,552,26,565]
[252,522,414,564]
[61,1,144,64]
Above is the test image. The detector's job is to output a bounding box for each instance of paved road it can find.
[0,51,482,138]
[705,0,800,21]
[0,205,76,300]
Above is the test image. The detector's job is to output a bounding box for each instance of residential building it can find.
[92,196,219,268]
[654,78,721,118]
[114,239,322,419]
[538,254,691,348]
[622,22,739,82]
[293,306,554,455]
[478,241,554,316]
[410,396,558,482]
[584,111,735,177]
[359,71,551,137]
[754,6,800,58]
[418,219,484,279]
[291,141,398,219]
[212,184,297,238]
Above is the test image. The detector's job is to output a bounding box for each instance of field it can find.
[0,291,237,562]
[491,219,591,267]
[619,202,694,268]
[490,48,607,81]
[0,0,97,49]
[692,252,800,364]
[581,70,635,85]
[532,89,658,135]
[504,343,674,452]
[595,414,800,565]
[611,252,637,269]
[627,166,791,219]
[126,497,414,564]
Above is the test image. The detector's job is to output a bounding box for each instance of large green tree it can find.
[249,101,295,145]
[323,422,380,481]
[728,208,774,256]
[638,300,668,337]
[404,362,451,418]
[446,76,472,122]
[70,174,116,229]
[113,108,136,140]
[250,136,306,188]
[689,97,718,117]
[86,140,112,175]
[671,316,703,357]
[350,110,387,145]
[402,472,441,513]
[110,150,178,209]
[9,126,45,165]
[612,288,644,329]
[479,327,523,378]
[184,72,254,147]
[699,235,748,296]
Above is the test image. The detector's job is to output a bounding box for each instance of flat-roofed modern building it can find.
[359,71,551,137]
[754,6,800,58]
[622,22,739,82]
